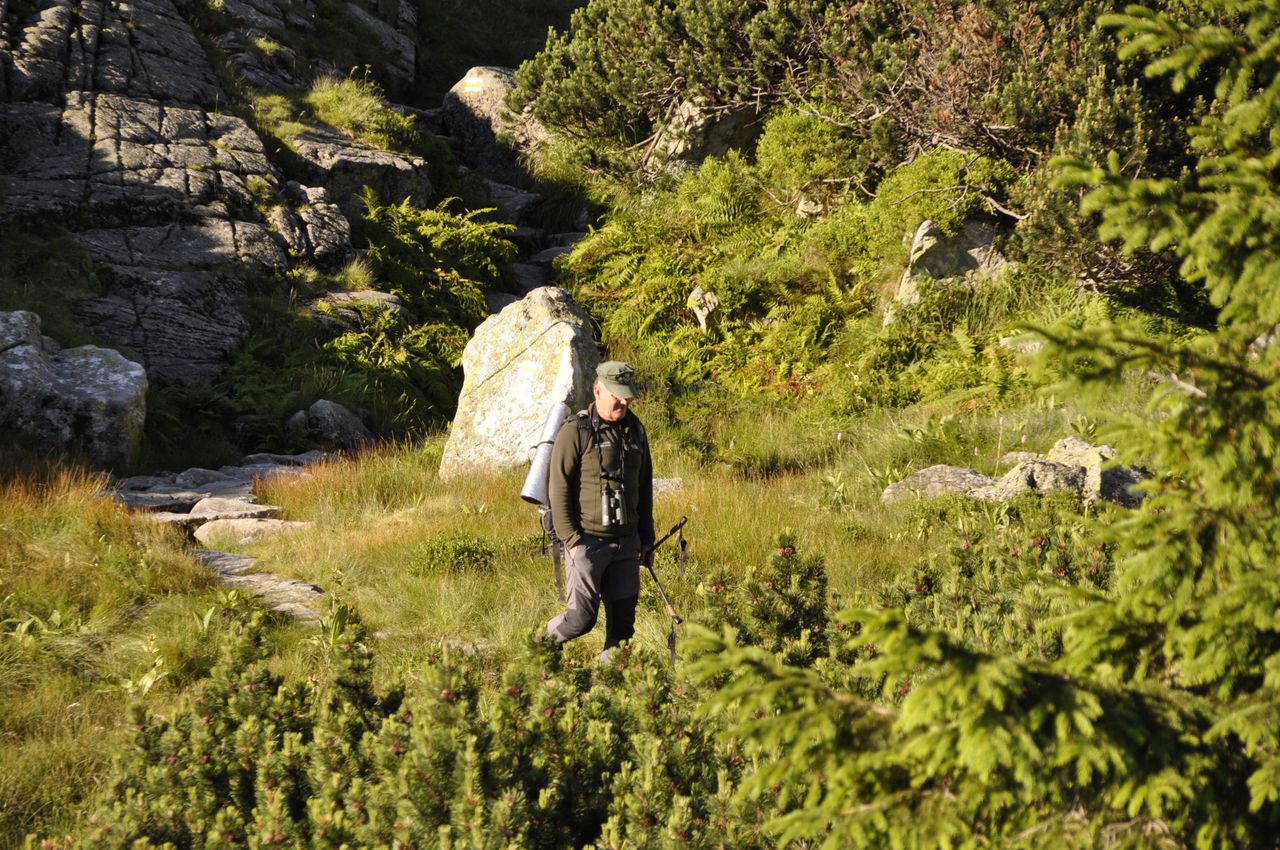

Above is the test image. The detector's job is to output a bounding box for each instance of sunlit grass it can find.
[303,75,420,152]
[250,92,307,142]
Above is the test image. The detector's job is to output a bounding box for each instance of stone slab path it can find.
[114,451,327,622]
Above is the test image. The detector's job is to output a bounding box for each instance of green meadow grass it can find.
[245,380,1151,673]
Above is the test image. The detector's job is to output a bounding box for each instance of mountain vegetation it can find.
[4,0,1280,846]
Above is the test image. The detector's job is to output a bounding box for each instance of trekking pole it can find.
[641,516,687,665]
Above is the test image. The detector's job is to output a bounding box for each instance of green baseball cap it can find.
[596,360,638,399]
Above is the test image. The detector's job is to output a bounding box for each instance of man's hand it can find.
[640,547,654,569]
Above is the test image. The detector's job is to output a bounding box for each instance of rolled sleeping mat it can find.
[520,401,572,505]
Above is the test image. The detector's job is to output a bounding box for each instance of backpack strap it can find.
[552,538,565,603]
[538,506,565,602]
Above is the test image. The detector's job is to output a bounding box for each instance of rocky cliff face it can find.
[0,0,419,387]
[1,0,599,466]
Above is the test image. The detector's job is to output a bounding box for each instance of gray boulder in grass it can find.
[439,287,597,480]
[1047,436,1148,507]
[881,465,994,502]
[285,399,375,450]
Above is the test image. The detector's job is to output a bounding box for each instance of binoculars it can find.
[600,485,625,526]
[600,471,626,526]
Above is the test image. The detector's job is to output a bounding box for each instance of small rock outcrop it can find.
[887,218,1008,324]
[439,287,598,480]
[285,399,375,450]
[274,183,354,270]
[291,130,433,222]
[311,289,413,328]
[213,30,303,93]
[0,311,147,467]
[688,286,721,334]
[969,460,1085,502]
[1047,436,1147,507]
[484,178,542,226]
[646,99,761,175]
[881,464,995,502]
[881,438,1147,506]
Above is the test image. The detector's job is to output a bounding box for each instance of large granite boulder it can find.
[439,66,549,185]
[439,287,598,480]
[0,311,147,467]
[0,93,278,225]
[886,218,1008,324]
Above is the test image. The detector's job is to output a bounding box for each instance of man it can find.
[544,360,654,655]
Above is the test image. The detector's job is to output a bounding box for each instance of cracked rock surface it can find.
[0,0,408,388]
[0,0,288,387]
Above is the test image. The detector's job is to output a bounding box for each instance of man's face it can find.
[593,381,630,422]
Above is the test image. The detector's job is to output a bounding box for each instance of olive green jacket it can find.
[548,408,654,551]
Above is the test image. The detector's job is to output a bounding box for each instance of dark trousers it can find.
[546,531,641,647]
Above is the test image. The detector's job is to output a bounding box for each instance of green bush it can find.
[512,0,817,149]
[700,532,831,668]
[356,190,515,314]
[755,108,861,203]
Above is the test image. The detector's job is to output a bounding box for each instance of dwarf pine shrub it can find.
[41,602,782,849]
[882,493,1116,662]
[700,532,832,668]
